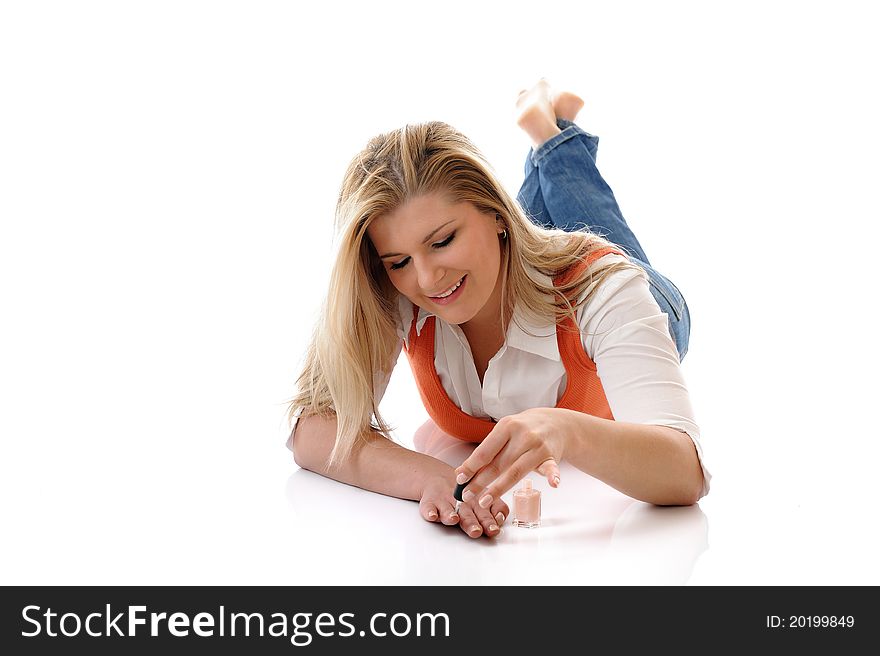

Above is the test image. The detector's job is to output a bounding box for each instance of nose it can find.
[414,258,444,295]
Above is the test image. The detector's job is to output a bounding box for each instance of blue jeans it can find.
[516,119,691,360]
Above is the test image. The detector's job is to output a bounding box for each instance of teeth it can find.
[433,277,464,298]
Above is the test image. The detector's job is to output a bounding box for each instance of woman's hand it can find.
[419,473,509,539]
[454,407,583,510]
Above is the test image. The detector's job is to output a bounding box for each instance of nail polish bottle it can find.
[513,478,541,528]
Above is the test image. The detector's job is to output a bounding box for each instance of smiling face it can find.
[366,192,506,330]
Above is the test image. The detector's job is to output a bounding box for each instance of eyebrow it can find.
[378,220,456,259]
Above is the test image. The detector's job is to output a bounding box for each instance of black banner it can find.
[0,586,869,653]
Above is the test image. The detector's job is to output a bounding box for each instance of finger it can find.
[456,504,484,539]
[479,453,541,507]
[460,472,502,516]
[454,421,511,485]
[471,500,502,538]
[536,458,561,488]
[460,481,488,506]
[435,499,459,526]
[490,499,510,527]
[462,474,495,510]
[419,499,440,523]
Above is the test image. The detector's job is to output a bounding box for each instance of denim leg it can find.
[517,118,652,264]
[516,157,554,229]
[515,119,691,360]
[517,119,600,231]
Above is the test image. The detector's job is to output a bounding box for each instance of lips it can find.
[427,275,467,306]
[429,275,465,298]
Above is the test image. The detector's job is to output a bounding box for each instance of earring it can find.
[496,215,508,240]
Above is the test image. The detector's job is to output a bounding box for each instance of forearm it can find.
[292,414,455,501]
[561,410,704,506]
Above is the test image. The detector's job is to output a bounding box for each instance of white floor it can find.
[4,337,878,586]
[2,2,879,587]
[283,373,712,586]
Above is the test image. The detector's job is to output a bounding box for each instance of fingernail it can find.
[553,475,560,486]
[462,490,475,502]
[456,472,468,484]
[478,494,493,508]
[489,524,499,532]
[470,526,482,536]
[450,513,459,522]
[495,512,505,524]
[428,511,437,520]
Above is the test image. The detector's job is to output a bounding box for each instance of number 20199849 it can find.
[766,616,854,628]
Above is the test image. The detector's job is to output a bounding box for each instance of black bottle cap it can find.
[453,477,471,502]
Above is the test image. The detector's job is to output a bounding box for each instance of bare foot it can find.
[516,79,561,149]
[552,91,585,122]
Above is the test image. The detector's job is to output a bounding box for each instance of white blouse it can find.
[288,254,711,498]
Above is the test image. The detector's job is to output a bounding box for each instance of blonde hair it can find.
[287,121,646,467]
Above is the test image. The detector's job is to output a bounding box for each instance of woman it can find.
[286,80,710,540]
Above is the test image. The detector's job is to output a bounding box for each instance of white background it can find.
[2,1,878,586]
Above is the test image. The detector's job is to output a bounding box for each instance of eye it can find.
[434,232,456,249]
[388,232,456,271]
[389,257,410,271]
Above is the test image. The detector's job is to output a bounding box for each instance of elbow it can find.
[293,443,325,475]
[679,485,703,507]
[654,495,698,508]
[292,442,306,469]
[668,429,706,506]
[292,434,316,472]
[291,423,311,471]
[689,472,707,505]
[291,414,334,474]
[658,474,704,507]
[662,471,703,506]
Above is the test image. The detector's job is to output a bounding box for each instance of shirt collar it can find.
[397,294,434,349]
[396,265,562,361]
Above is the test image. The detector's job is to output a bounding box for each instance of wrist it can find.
[559,408,602,462]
